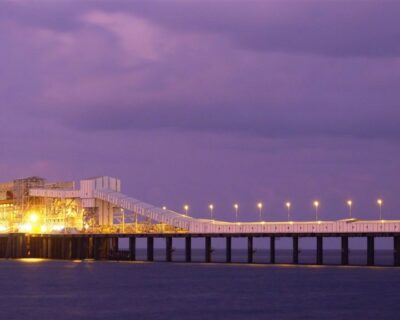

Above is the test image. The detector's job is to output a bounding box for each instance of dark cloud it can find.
[101,0,400,58]
[59,102,400,141]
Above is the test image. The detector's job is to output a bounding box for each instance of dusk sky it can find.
[1,0,399,222]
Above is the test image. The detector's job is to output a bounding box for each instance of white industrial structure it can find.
[26,176,400,234]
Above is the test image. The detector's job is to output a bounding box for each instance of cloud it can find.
[1,0,400,143]
[116,0,400,58]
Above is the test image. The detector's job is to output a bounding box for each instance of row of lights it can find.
[163,199,385,221]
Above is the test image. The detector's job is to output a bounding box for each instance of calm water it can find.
[0,256,399,320]
[152,248,396,265]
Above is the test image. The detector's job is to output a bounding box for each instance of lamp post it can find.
[313,201,319,221]
[184,205,189,216]
[377,199,383,220]
[209,204,214,220]
[234,203,239,222]
[347,200,352,218]
[286,202,291,221]
[162,206,167,210]
[257,202,263,221]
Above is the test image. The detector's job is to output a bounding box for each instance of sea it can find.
[0,249,399,320]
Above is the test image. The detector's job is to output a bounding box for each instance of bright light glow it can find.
[18,258,46,263]
[40,225,47,233]
[184,205,189,211]
[19,223,32,232]
[162,206,167,210]
[377,199,383,205]
[234,203,239,209]
[313,201,319,208]
[347,200,352,206]
[257,202,263,209]
[286,202,291,208]
[51,225,65,232]
[209,204,214,210]
[29,213,39,223]
[0,225,8,232]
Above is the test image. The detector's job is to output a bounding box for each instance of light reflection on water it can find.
[0,255,399,319]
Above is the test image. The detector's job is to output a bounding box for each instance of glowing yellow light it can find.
[29,213,39,223]
[162,206,167,210]
[0,225,8,232]
[286,202,291,208]
[313,201,319,208]
[209,204,214,210]
[40,225,47,233]
[257,202,263,209]
[19,223,32,232]
[18,258,45,263]
[347,200,352,206]
[377,199,383,205]
[234,203,239,209]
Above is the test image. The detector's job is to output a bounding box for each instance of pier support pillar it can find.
[5,234,27,259]
[394,236,400,267]
[47,237,52,259]
[185,236,192,262]
[316,236,323,265]
[205,237,212,263]
[76,237,86,260]
[166,237,173,262]
[111,237,119,253]
[71,237,80,260]
[270,236,275,264]
[74,238,81,260]
[129,237,136,261]
[93,237,99,260]
[88,237,94,259]
[43,237,48,259]
[226,237,232,263]
[293,236,299,264]
[367,236,375,266]
[147,237,154,261]
[341,236,349,265]
[247,236,253,263]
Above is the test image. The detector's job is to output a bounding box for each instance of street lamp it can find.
[377,199,383,220]
[162,206,167,210]
[234,203,239,222]
[347,200,352,218]
[209,204,214,220]
[313,201,319,221]
[184,205,189,216]
[286,202,291,221]
[257,202,263,221]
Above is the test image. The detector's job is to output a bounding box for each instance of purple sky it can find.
[1,0,400,222]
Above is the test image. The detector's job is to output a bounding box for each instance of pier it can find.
[0,176,399,267]
[2,232,400,267]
